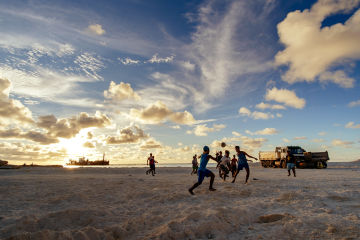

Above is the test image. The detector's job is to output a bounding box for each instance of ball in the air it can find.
[221,142,226,148]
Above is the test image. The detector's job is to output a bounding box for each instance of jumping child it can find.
[232,146,258,184]
[188,146,217,195]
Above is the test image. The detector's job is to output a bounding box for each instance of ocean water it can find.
[64,162,219,168]
[63,161,358,169]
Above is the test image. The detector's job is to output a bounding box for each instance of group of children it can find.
[189,145,258,195]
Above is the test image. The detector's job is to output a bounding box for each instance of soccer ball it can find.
[221,142,226,148]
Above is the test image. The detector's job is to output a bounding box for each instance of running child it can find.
[188,146,217,195]
[232,146,258,184]
[219,150,231,181]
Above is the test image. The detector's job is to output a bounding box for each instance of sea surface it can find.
[63,161,357,168]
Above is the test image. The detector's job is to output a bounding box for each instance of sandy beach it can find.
[1,162,359,240]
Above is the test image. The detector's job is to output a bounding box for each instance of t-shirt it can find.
[192,158,198,166]
[237,152,247,164]
[231,158,237,165]
[287,154,295,163]
[148,156,155,165]
[220,156,230,166]
[199,153,209,171]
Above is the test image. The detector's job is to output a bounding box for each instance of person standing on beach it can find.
[231,155,237,177]
[286,150,296,177]
[146,153,157,176]
[219,150,231,181]
[188,146,217,195]
[191,155,198,175]
[232,146,258,184]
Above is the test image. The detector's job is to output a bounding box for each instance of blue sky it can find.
[0,0,359,164]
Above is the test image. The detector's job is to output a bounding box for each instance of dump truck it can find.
[259,146,329,169]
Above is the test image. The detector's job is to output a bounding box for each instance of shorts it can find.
[150,164,155,170]
[193,165,198,171]
[220,165,229,174]
[237,161,249,171]
[287,163,295,170]
[198,169,212,184]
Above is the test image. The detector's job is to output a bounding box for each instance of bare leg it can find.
[245,167,250,183]
[288,170,291,176]
[232,170,239,183]
[209,172,216,191]
[189,182,201,195]
[292,167,296,177]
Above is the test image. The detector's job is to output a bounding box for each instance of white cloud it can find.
[130,101,196,125]
[239,107,251,116]
[332,139,354,147]
[265,87,306,109]
[147,54,174,63]
[251,111,274,120]
[232,131,242,137]
[182,0,273,111]
[283,138,290,143]
[246,128,278,135]
[312,138,325,143]
[118,57,140,65]
[187,123,226,136]
[345,121,360,129]
[74,52,104,80]
[348,99,360,107]
[318,131,327,136]
[0,78,33,124]
[106,125,148,144]
[86,24,106,36]
[318,70,355,88]
[179,61,195,71]
[275,0,360,87]
[255,102,286,110]
[294,136,307,140]
[171,125,181,129]
[104,81,141,102]
[239,107,275,120]
[140,138,162,149]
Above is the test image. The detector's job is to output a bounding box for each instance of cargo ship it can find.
[67,153,109,166]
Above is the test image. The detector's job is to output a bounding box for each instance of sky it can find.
[0,0,359,164]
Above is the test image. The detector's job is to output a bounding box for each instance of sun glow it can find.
[56,130,98,164]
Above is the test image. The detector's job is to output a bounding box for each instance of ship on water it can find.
[67,153,109,166]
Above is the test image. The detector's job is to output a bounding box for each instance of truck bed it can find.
[259,151,278,160]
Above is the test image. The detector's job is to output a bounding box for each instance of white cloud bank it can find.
[147,54,174,63]
[265,87,306,109]
[275,0,360,88]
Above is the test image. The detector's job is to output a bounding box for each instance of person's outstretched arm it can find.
[244,152,258,160]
